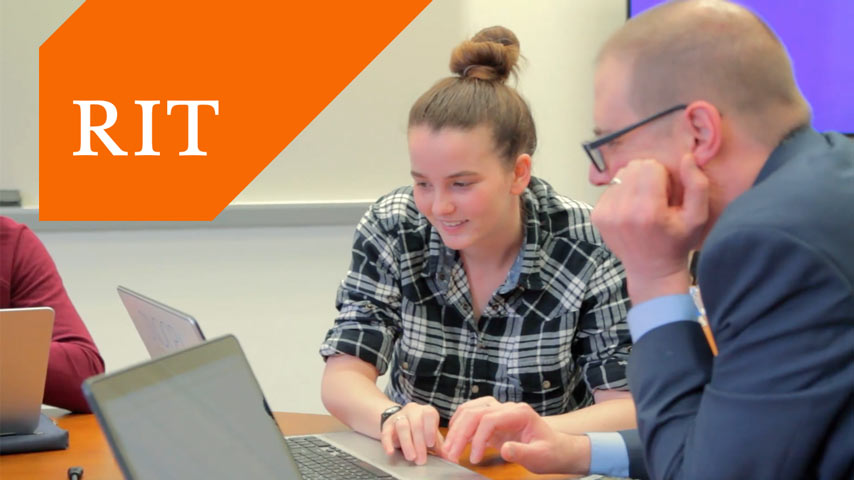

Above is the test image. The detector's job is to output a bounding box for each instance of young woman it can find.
[319,26,635,466]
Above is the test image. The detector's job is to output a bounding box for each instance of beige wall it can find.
[2,0,627,414]
[2,0,625,208]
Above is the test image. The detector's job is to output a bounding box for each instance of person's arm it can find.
[446,402,592,475]
[629,230,854,479]
[321,354,402,438]
[541,390,635,433]
[319,201,441,465]
[443,392,637,478]
[10,223,104,412]
[617,429,647,480]
[540,390,637,478]
[568,244,635,422]
[321,354,442,465]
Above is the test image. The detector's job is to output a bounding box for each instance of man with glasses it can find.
[441,1,854,478]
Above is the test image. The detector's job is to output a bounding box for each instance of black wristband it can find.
[380,405,403,431]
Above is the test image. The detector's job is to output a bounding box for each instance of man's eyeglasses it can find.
[582,104,687,172]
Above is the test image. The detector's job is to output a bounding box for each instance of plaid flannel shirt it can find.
[320,177,631,424]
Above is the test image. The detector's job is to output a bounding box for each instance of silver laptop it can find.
[82,335,485,480]
[117,286,206,358]
[0,307,54,435]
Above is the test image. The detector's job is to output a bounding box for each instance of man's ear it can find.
[685,101,723,167]
[510,154,532,195]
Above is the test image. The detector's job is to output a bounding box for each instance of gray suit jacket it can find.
[626,127,854,479]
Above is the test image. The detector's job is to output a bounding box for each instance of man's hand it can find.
[592,155,710,303]
[380,402,443,465]
[443,402,591,475]
[443,396,501,461]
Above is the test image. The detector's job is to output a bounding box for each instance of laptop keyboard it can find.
[286,435,396,479]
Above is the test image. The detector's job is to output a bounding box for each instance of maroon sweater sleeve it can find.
[0,217,105,412]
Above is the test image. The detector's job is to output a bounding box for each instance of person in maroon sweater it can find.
[0,216,104,412]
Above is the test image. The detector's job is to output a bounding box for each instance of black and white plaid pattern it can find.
[320,177,631,424]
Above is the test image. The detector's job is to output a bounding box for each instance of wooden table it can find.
[0,412,572,479]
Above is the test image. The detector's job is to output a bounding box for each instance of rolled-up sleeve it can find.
[319,204,403,375]
[573,248,632,392]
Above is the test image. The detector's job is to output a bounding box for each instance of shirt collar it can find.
[514,188,547,291]
[423,226,451,279]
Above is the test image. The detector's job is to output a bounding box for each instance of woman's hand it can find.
[380,402,444,465]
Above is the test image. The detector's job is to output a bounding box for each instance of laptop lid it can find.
[113,288,486,479]
[0,307,54,435]
[117,286,206,358]
[82,335,303,480]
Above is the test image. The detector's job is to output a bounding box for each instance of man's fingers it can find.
[679,153,710,233]
[445,412,483,461]
[500,441,549,473]
[432,431,446,456]
[467,415,498,464]
[500,441,523,463]
[448,396,496,430]
[448,407,462,431]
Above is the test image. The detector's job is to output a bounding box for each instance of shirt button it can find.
[471,385,480,394]
[477,342,485,349]
[462,304,471,312]
[438,273,447,281]
[542,380,551,389]
[401,361,409,369]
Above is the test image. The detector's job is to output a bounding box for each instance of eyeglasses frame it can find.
[582,104,688,172]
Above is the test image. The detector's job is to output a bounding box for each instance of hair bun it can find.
[450,26,520,82]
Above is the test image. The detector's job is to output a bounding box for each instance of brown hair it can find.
[408,26,537,166]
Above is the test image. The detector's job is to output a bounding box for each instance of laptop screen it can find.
[117,286,206,359]
[84,335,301,480]
[0,307,54,435]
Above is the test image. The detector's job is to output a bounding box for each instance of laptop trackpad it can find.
[317,431,488,479]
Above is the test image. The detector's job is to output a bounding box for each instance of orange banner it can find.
[39,0,430,220]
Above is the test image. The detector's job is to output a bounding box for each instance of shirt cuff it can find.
[586,432,630,478]
[627,293,697,342]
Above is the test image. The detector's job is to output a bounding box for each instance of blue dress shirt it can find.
[587,432,630,477]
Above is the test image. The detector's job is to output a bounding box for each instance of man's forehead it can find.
[594,55,632,97]
[593,63,638,132]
